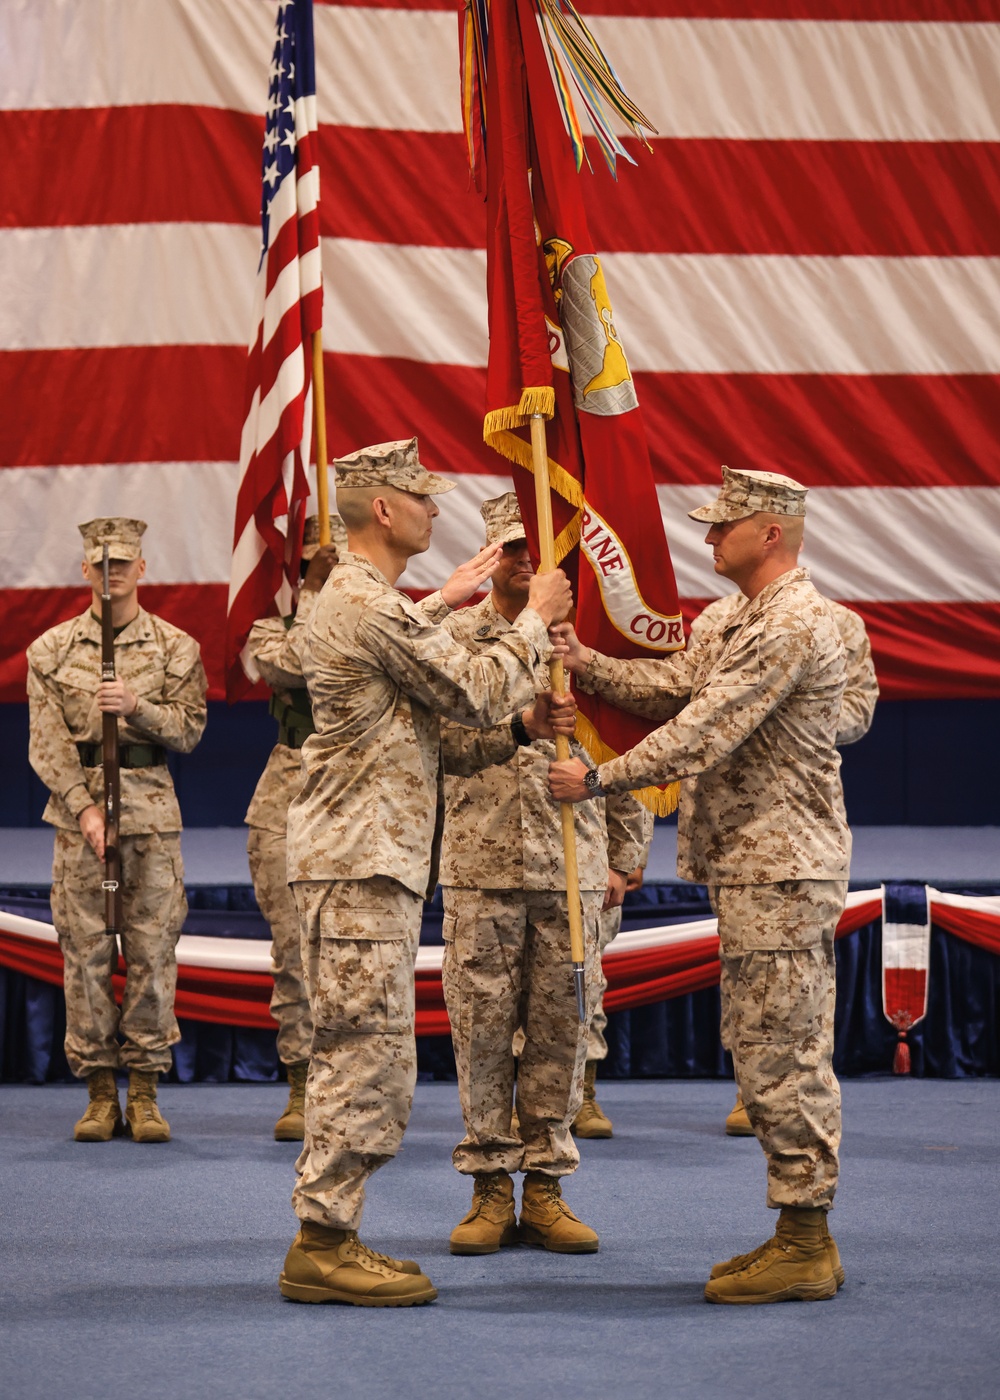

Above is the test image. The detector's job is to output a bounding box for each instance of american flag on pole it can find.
[225,0,322,700]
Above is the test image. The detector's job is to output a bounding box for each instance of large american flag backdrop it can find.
[2,0,998,704]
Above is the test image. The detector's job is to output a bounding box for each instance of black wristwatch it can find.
[583,766,606,798]
[511,712,531,747]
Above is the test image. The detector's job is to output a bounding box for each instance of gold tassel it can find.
[574,712,680,817]
[516,386,555,418]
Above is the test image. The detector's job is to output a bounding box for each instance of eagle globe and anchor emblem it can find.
[543,237,639,418]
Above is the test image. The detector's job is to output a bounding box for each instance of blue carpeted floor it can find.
[3,824,1000,886]
[1,1079,998,1400]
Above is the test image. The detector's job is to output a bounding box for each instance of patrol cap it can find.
[480,491,526,547]
[333,436,455,496]
[301,512,348,560]
[688,466,807,524]
[78,517,147,564]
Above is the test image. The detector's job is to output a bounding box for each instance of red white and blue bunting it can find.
[3,887,1000,1051]
[881,882,932,1074]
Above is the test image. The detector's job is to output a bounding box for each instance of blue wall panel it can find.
[1,697,997,828]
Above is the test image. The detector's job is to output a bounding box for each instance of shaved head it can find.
[336,484,390,532]
[758,513,804,555]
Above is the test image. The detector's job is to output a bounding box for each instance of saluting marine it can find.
[244,513,345,1141]
[439,493,646,1254]
[26,518,207,1143]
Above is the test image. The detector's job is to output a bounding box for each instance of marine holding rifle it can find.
[26,518,207,1144]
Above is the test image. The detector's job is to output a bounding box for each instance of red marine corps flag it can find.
[225,0,322,701]
[463,0,684,812]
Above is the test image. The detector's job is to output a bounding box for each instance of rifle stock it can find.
[100,546,123,941]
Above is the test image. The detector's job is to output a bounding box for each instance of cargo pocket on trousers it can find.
[50,834,99,933]
[439,911,461,1029]
[132,835,187,937]
[313,936,413,1036]
[50,838,69,930]
[735,949,824,1045]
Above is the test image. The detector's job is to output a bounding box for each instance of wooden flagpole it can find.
[312,330,330,545]
[531,412,587,1021]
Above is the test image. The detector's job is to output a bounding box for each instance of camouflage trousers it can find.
[710,879,848,1211]
[291,876,422,1231]
[587,903,623,1062]
[442,886,603,1177]
[50,828,186,1078]
[247,826,312,1065]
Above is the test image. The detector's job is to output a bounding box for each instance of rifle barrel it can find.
[101,547,123,941]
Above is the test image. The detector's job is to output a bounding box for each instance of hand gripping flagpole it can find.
[531,412,587,1022]
[312,331,330,546]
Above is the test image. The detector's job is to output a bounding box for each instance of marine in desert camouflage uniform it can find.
[244,514,346,1140]
[550,467,853,1306]
[439,493,646,1255]
[691,590,878,1137]
[26,518,207,1144]
[277,438,572,1308]
[574,807,655,1139]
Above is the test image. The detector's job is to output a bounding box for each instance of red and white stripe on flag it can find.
[881,882,932,1075]
[225,0,322,700]
[1,1,999,703]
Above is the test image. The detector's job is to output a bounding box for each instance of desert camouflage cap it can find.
[480,492,526,547]
[333,436,455,496]
[302,512,349,560]
[78,517,147,564]
[688,466,807,523]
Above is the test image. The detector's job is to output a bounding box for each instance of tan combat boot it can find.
[73,1068,124,1142]
[125,1070,171,1143]
[823,1216,846,1288]
[449,1171,517,1255]
[518,1172,599,1253]
[724,1089,754,1137]
[279,1221,436,1307]
[572,1061,613,1139]
[709,1210,845,1290]
[704,1206,837,1305]
[274,1060,308,1141]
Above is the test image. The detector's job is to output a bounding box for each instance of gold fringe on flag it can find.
[484,393,584,566]
[574,711,680,818]
[553,514,581,562]
[517,386,555,418]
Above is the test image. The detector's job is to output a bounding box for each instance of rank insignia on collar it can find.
[475,624,492,637]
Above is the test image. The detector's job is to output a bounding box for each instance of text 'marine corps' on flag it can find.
[225,0,322,702]
[0,1,998,708]
[469,0,684,811]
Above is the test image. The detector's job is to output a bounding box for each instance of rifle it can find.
[100,545,123,941]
